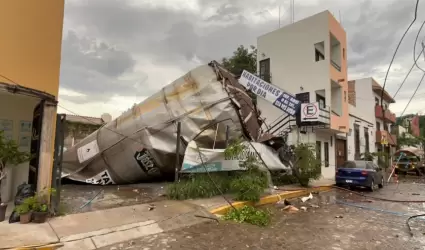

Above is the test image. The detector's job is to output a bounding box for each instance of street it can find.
[100,181,425,250]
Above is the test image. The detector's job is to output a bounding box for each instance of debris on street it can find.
[301,193,313,202]
[61,62,297,185]
[283,205,299,213]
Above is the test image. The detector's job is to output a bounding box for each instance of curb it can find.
[210,185,334,215]
[10,243,63,250]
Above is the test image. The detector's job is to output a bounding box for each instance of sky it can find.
[58,0,425,119]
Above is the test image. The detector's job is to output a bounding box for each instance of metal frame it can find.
[50,114,66,214]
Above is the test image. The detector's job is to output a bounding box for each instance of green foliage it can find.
[0,130,32,180]
[167,139,268,201]
[292,143,322,187]
[166,173,231,200]
[222,45,257,76]
[223,205,271,227]
[15,203,31,215]
[224,139,247,160]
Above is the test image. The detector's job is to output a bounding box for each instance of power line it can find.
[413,18,425,73]
[393,48,424,99]
[381,0,419,103]
[399,73,425,117]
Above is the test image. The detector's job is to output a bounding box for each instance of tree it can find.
[0,130,32,203]
[222,45,257,76]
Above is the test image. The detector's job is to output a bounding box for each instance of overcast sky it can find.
[58,0,425,119]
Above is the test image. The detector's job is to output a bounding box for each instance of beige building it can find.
[63,114,112,150]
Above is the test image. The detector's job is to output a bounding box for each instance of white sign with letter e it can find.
[77,140,100,163]
[300,102,320,122]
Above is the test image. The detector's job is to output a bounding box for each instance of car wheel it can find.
[369,179,375,192]
[378,177,384,188]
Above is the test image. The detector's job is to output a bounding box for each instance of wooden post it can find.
[175,122,181,182]
[36,101,57,195]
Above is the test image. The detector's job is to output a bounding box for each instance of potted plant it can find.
[32,188,56,223]
[15,203,32,224]
[0,130,32,222]
[32,203,49,223]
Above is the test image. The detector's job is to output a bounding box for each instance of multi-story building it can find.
[346,80,377,161]
[348,78,397,162]
[256,10,348,179]
[0,0,64,203]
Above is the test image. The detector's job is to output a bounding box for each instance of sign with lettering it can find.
[77,140,100,163]
[134,149,161,175]
[238,70,301,116]
[300,102,320,122]
[85,170,115,185]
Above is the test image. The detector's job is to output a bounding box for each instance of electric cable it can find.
[413,18,425,73]
[406,213,425,236]
[399,72,425,117]
[381,0,420,103]
[393,48,425,99]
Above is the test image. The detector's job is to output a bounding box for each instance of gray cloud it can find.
[61,0,425,113]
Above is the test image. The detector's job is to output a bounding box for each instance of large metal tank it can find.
[61,61,263,184]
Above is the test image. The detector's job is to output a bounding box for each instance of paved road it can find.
[100,182,425,250]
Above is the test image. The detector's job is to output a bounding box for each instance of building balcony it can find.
[331,60,341,72]
[375,105,396,124]
[376,130,397,146]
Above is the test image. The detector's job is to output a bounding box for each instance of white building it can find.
[256,10,349,180]
[347,78,397,162]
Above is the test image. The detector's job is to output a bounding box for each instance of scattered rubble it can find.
[301,193,313,202]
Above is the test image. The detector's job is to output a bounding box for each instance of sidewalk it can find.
[0,200,213,250]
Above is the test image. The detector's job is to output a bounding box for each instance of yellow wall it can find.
[0,0,65,98]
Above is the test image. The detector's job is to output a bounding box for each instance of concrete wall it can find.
[349,78,375,123]
[287,129,335,179]
[346,114,376,161]
[0,93,39,202]
[328,12,349,133]
[0,0,64,98]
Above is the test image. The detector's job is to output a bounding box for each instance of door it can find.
[28,101,44,186]
[335,139,347,168]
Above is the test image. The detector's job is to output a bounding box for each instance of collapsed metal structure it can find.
[61,61,287,184]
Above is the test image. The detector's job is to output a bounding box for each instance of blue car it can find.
[335,160,384,191]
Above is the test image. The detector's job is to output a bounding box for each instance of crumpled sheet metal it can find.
[61,61,265,184]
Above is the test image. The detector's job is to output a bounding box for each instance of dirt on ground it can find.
[100,178,425,250]
[59,182,168,215]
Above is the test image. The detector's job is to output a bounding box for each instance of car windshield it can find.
[339,161,366,169]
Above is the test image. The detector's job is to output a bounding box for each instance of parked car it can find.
[335,160,384,191]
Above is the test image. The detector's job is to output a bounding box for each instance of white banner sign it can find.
[77,140,100,163]
[238,70,301,116]
[181,141,289,173]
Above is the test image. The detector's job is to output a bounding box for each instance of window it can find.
[364,127,369,153]
[259,59,270,82]
[376,122,381,131]
[296,92,310,104]
[375,97,379,106]
[344,91,347,102]
[343,48,345,60]
[316,94,326,108]
[316,141,322,162]
[354,125,360,159]
[314,41,325,62]
[324,142,329,167]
